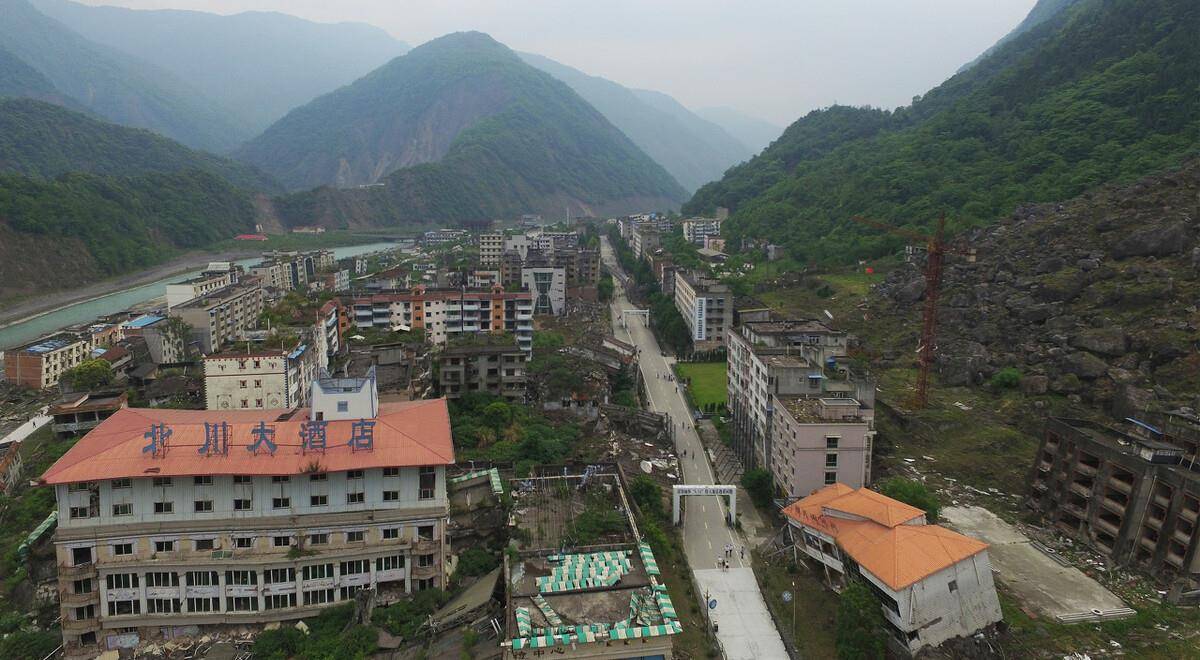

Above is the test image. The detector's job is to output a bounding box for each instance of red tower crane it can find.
[851,214,975,409]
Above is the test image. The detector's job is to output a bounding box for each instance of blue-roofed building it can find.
[3,332,92,390]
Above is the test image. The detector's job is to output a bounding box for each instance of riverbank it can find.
[0,232,400,330]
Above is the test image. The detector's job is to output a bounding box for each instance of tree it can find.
[877,477,941,522]
[62,358,113,391]
[741,468,774,509]
[836,579,886,660]
[629,475,665,520]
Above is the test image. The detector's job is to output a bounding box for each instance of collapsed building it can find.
[1028,413,1200,602]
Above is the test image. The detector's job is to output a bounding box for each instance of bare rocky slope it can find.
[872,160,1200,417]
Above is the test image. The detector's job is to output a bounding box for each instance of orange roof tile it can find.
[39,399,454,485]
[783,484,988,591]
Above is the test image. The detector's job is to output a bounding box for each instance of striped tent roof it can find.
[515,607,532,637]
[639,542,660,576]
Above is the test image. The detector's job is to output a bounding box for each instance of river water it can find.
[0,242,401,350]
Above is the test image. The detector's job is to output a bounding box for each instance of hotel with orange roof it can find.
[783,483,1002,653]
[40,370,453,656]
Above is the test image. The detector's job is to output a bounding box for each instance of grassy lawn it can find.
[674,362,727,409]
[753,553,838,659]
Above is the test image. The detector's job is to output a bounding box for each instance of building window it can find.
[73,578,93,594]
[147,598,181,614]
[145,572,178,587]
[67,482,93,493]
[337,401,349,413]
[233,475,253,485]
[419,467,436,499]
[186,597,219,612]
[194,476,213,486]
[112,503,132,516]
[346,492,364,504]
[264,568,295,584]
[71,547,92,566]
[417,554,435,568]
[308,533,329,545]
[826,436,840,449]
[106,573,138,590]
[234,537,254,549]
[265,593,297,610]
[194,500,213,513]
[346,531,365,543]
[273,497,291,509]
[347,470,364,480]
[376,555,405,571]
[272,476,290,483]
[383,467,400,477]
[185,571,218,587]
[240,399,248,408]
[309,473,327,481]
[69,507,91,519]
[382,490,399,502]
[948,580,958,592]
[74,605,96,621]
[302,564,333,581]
[825,453,838,468]
[152,477,173,487]
[273,536,292,548]
[226,570,257,586]
[154,540,175,553]
[195,539,215,551]
[340,559,369,575]
[303,589,334,606]
[107,600,140,617]
[824,472,838,485]
[310,494,328,507]
[110,478,131,489]
[239,380,247,388]
[234,498,252,511]
[382,527,400,540]
[112,543,133,556]
[418,525,435,540]
[255,399,263,408]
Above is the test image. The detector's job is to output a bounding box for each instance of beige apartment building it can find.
[202,344,316,411]
[40,373,452,657]
[479,233,505,266]
[673,270,732,350]
[770,394,873,498]
[3,333,93,390]
[170,279,265,354]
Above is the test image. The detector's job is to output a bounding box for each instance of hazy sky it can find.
[80,0,1037,126]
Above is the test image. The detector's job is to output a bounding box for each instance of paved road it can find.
[602,238,788,660]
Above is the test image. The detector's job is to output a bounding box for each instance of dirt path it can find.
[0,249,259,328]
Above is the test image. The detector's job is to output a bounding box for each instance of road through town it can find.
[601,237,789,660]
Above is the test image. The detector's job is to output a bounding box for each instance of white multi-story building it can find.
[3,333,93,390]
[40,373,452,657]
[783,485,1002,653]
[350,288,534,354]
[681,218,721,246]
[165,266,236,310]
[503,235,531,261]
[673,270,732,350]
[521,267,566,316]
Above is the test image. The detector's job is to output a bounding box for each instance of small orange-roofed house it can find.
[783,483,1002,654]
[40,370,453,657]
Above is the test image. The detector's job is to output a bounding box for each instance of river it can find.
[0,242,402,350]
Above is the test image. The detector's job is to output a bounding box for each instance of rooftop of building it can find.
[171,271,230,286]
[38,398,453,485]
[504,470,681,651]
[743,318,842,335]
[173,279,262,310]
[14,333,87,354]
[676,269,729,293]
[782,484,987,591]
[1051,416,1191,465]
[49,391,128,415]
[776,395,868,423]
[122,314,165,330]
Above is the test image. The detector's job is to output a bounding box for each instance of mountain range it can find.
[686,0,1200,264]
[693,106,782,154]
[28,0,411,134]
[243,32,685,225]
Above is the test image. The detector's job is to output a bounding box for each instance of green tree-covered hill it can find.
[684,0,1200,264]
[242,32,685,223]
[0,98,277,191]
[0,0,250,151]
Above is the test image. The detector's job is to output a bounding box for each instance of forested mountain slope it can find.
[0,98,277,190]
[0,0,248,151]
[518,51,749,192]
[30,0,410,133]
[685,0,1200,264]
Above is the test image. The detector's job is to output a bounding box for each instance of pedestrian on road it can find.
[740,546,746,560]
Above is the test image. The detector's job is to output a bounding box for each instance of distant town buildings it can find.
[349,286,534,353]
[165,263,239,310]
[3,333,92,390]
[681,218,721,246]
[40,372,452,655]
[479,232,505,266]
[438,340,527,401]
[673,270,732,350]
[521,267,566,316]
[783,484,1002,653]
[423,228,468,245]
